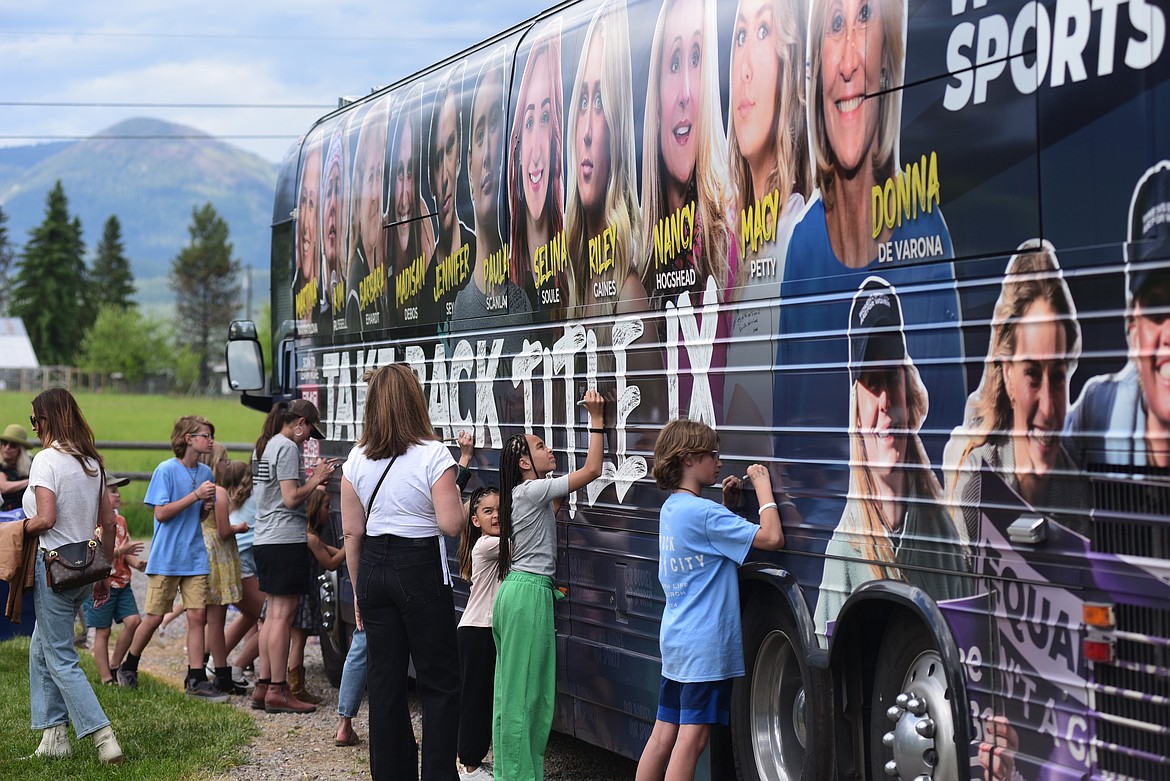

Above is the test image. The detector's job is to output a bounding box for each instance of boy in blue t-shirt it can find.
[116,415,227,702]
[636,419,786,781]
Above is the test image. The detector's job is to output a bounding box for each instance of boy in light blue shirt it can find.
[636,419,786,781]
[117,415,226,702]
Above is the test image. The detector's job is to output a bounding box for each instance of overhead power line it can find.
[0,134,298,141]
[1,101,332,109]
[0,30,468,43]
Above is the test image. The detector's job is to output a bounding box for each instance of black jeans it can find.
[358,534,460,781]
[457,625,496,767]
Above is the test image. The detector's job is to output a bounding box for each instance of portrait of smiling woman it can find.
[508,21,567,316]
[640,0,735,310]
[946,240,1090,541]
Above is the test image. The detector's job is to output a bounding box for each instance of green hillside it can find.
[0,118,279,307]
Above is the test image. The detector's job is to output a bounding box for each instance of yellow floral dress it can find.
[201,512,242,605]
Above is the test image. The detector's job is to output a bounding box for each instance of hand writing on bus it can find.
[580,389,605,423]
[722,474,743,509]
[458,430,475,464]
[978,715,1018,781]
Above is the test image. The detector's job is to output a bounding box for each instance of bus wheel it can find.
[870,617,958,780]
[732,597,826,781]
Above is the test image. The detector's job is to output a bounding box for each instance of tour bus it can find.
[226,0,1170,778]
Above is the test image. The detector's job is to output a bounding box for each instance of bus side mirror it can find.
[226,320,265,391]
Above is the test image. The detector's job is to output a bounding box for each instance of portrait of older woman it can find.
[426,64,475,325]
[388,83,437,327]
[815,277,970,643]
[294,132,324,323]
[639,0,734,309]
[564,0,648,318]
[322,122,350,323]
[774,0,963,496]
[947,240,1089,540]
[346,98,390,330]
[786,0,951,272]
[509,21,568,316]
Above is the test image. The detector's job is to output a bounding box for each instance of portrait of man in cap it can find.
[1066,160,1170,469]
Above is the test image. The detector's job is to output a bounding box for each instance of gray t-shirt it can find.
[24,446,103,551]
[252,433,307,545]
[509,474,570,577]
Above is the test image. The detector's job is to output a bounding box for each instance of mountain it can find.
[0,118,278,307]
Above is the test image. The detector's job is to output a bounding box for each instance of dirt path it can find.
[136,614,372,781]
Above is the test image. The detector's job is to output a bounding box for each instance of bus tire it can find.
[869,616,959,781]
[731,595,828,781]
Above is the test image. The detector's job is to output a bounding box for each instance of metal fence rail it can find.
[19,440,256,482]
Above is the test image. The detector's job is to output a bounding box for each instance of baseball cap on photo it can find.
[105,474,131,488]
[287,398,326,439]
[848,277,908,385]
[1125,160,1170,307]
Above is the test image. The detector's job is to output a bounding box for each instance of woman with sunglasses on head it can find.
[22,388,123,763]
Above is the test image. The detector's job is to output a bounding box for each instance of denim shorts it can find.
[82,585,139,629]
[656,676,734,726]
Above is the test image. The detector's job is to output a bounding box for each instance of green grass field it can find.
[0,637,258,779]
[0,391,268,538]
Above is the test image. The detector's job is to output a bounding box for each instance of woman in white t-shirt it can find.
[340,364,465,781]
[22,388,123,763]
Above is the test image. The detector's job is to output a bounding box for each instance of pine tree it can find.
[170,203,242,392]
[11,181,87,365]
[89,215,136,310]
[0,206,14,316]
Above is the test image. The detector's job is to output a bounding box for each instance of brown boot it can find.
[250,681,269,711]
[264,682,317,714]
[288,665,323,705]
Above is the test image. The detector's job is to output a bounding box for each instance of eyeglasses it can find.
[693,449,719,460]
[29,415,38,430]
[190,432,215,440]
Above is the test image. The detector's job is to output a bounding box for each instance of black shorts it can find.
[254,543,311,596]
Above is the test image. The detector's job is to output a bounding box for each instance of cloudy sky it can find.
[2,0,552,163]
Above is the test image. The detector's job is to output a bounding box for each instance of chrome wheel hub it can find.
[750,630,806,781]
[881,650,955,780]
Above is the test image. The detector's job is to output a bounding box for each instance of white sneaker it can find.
[459,764,494,780]
[34,724,72,758]
[231,665,254,690]
[92,724,123,764]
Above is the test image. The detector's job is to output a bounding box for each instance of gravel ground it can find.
[126,562,637,780]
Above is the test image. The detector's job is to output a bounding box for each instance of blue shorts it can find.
[656,676,734,726]
[239,547,257,579]
[82,585,140,629]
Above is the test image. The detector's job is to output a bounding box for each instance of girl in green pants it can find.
[492,390,605,781]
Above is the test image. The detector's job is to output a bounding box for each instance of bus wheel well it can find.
[830,602,966,781]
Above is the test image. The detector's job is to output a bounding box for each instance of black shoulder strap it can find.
[365,455,399,518]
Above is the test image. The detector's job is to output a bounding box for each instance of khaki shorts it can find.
[145,574,208,615]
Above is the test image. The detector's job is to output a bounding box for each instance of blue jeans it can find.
[29,555,111,737]
[337,628,368,718]
[359,534,460,781]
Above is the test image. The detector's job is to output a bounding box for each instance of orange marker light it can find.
[1083,603,1115,629]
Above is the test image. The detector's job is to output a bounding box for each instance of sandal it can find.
[334,731,362,747]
